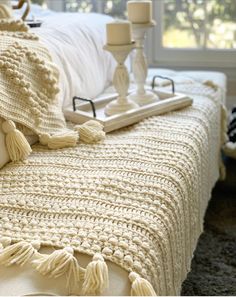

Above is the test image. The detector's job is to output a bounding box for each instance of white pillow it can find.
[35,13,116,109]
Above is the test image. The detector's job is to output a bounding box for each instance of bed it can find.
[0,4,227,296]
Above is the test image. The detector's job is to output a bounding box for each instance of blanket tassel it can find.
[39,131,78,149]
[33,247,83,289]
[74,120,105,144]
[2,120,32,161]
[0,4,13,19]
[0,239,40,266]
[220,105,229,180]
[221,105,229,145]
[129,272,157,296]
[82,253,109,295]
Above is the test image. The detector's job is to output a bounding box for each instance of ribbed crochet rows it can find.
[0,83,224,295]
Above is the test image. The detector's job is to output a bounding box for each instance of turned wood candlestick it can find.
[104,43,139,116]
[128,21,159,106]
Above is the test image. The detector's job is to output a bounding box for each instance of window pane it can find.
[163,0,236,50]
[206,0,236,49]
[65,0,128,19]
[31,0,46,6]
[163,0,206,49]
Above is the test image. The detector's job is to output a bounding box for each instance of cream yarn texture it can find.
[0,1,13,19]
[0,80,226,295]
[0,18,79,161]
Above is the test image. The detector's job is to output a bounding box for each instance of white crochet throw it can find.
[0,18,79,161]
[0,76,226,295]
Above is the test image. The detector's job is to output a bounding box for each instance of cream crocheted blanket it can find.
[0,79,226,295]
[0,18,84,162]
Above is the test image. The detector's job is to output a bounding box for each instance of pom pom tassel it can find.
[32,247,83,290]
[2,120,32,162]
[0,240,40,266]
[224,141,236,158]
[82,253,109,295]
[39,130,78,149]
[203,80,219,91]
[74,120,105,144]
[129,272,157,296]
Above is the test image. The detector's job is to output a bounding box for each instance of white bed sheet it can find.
[34,12,116,109]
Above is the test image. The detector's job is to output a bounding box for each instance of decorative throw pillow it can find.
[0,14,105,168]
[0,18,80,164]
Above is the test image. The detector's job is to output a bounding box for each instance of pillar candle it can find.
[106,21,132,45]
[127,1,152,24]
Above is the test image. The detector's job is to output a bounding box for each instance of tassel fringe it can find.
[0,240,157,296]
[223,142,236,159]
[0,237,11,248]
[0,240,40,266]
[39,131,78,149]
[129,272,157,296]
[32,247,83,289]
[0,4,13,19]
[82,253,109,295]
[221,105,228,145]
[2,120,32,162]
[203,80,219,91]
[220,105,228,180]
[74,120,105,144]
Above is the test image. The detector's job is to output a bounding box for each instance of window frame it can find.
[149,0,236,69]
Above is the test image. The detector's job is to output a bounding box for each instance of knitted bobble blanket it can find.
[0,18,80,161]
[0,81,226,295]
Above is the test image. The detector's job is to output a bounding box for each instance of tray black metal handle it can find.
[151,75,175,94]
[72,96,97,118]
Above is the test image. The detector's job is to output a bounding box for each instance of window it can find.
[163,0,236,49]
[32,0,128,18]
[153,0,236,68]
[64,0,128,18]
[31,0,236,69]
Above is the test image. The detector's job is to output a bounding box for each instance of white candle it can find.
[127,1,152,24]
[106,21,132,45]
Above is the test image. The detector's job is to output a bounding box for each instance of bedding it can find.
[0,71,227,295]
[34,12,117,109]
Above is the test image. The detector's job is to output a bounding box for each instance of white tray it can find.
[64,90,193,133]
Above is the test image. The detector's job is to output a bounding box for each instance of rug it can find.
[181,157,236,296]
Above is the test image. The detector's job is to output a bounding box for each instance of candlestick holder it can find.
[104,43,139,116]
[128,21,159,106]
